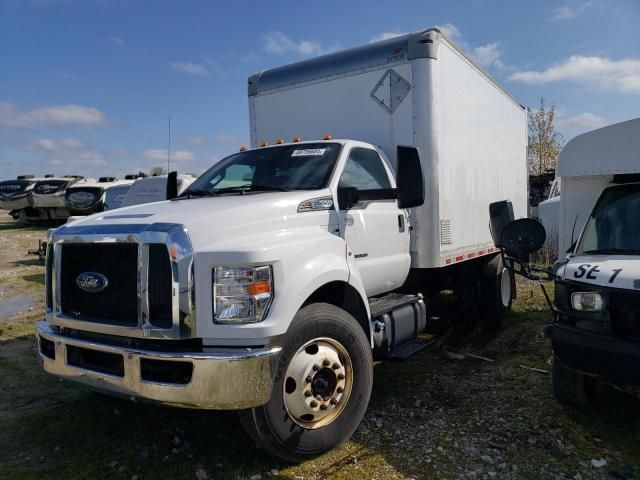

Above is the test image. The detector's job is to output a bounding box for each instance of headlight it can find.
[213,265,273,323]
[571,292,604,312]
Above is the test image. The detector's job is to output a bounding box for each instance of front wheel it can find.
[239,303,373,462]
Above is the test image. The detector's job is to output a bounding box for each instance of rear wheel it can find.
[480,255,513,331]
[239,303,373,462]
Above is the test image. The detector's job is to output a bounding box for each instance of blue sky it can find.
[1,0,639,179]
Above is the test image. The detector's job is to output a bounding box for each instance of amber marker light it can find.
[275,138,284,144]
[292,136,301,142]
[239,146,247,152]
[247,281,272,295]
[323,134,332,140]
[259,140,269,147]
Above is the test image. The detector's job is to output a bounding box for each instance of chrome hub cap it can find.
[283,337,353,429]
[500,267,511,307]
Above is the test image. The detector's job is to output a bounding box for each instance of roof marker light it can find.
[292,136,301,142]
[323,134,332,140]
[275,138,284,144]
[259,141,269,147]
[239,146,247,152]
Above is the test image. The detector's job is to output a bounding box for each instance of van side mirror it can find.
[337,186,358,210]
[166,171,178,200]
[396,145,425,208]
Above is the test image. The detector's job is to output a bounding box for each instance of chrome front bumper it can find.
[36,321,281,409]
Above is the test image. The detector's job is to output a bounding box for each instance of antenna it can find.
[569,213,579,253]
[167,115,171,173]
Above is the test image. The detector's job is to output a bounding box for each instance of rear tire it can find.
[238,303,373,462]
[552,357,588,407]
[480,255,514,331]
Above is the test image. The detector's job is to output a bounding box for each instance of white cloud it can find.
[104,36,125,46]
[436,23,462,42]
[262,31,325,56]
[170,62,210,76]
[35,137,84,152]
[28,137,107,167]
[369,31,408,43]
[551,1,593,21]
[184,136,206,147]
[51,150,106,167]
[556,112,608,133]
[509,55,640,93]
[436,23,504,69]
[472,42,504,69]
[0,101,109,129]
[144,149,194,162]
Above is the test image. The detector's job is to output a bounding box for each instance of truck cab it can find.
[36,28,527,462]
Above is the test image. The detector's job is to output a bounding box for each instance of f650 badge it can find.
[76,272,108,293]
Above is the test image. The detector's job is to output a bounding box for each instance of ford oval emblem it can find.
[76,272,109,293]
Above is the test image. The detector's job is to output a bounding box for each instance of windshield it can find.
[576,184,640,255]
[183,143,341,196]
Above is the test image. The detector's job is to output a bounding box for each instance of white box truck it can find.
[495,118,640,405]
[36,28,527,461]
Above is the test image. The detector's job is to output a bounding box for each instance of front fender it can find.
[194,227,370,343]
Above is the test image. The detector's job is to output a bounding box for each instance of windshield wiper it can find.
[213,184,290,194]
[176,188,216,199]
[249,184,289,192]
[582,248,640,255]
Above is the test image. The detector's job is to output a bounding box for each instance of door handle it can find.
[398,214,405,233]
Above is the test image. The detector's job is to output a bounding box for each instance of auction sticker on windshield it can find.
[291,149,326,157]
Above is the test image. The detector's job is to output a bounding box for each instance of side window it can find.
[339,148,391,190]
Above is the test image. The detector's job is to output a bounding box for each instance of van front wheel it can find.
[238,303,373,462]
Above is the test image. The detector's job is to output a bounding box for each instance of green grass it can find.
[0,277,638,480]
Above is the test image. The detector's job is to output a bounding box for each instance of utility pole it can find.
[167,115,171,173]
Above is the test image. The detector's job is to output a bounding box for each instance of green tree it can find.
[528,98,564,175]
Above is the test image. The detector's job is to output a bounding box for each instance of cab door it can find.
[338,147,410,296]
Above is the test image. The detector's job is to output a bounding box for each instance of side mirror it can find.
[489,200,515,248]
[337,186,358,210]
[501,218,546,263]
[166,171,178,200]
[396,145,425,208]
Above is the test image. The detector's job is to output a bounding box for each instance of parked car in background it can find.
[0,175,38,212]
[65,176,137,216]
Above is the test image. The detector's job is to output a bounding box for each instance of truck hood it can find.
[60,190,334,249]
[558,255,640,291]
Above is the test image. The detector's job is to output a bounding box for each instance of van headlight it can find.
[571,292,604,312]
[213,265,273,324]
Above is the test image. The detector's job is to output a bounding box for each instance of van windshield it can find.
[576,184,640,255]
[183,143,341,197]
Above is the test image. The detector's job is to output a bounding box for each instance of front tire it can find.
[239,303,373,462]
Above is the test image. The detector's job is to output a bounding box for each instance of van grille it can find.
[609,291,640,339]
[60,243,139,325]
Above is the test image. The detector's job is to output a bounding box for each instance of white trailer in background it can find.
[37,28,528,462]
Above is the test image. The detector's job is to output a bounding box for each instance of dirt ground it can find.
[0,211,638,480]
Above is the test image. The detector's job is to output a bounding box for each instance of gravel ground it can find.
[0,211,638,480]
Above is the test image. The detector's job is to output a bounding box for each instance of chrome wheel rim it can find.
[283,337,353,429]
